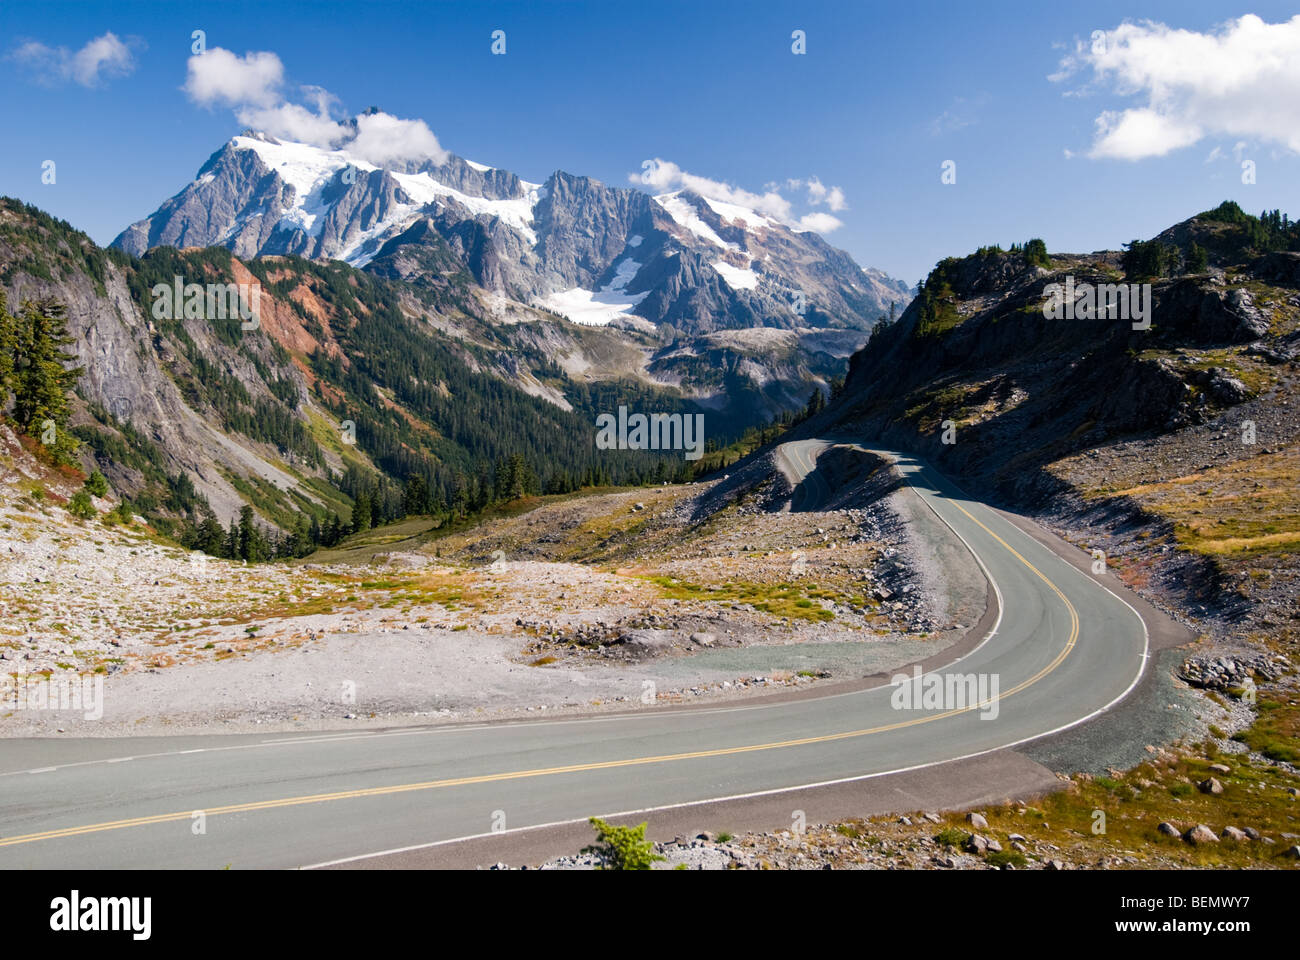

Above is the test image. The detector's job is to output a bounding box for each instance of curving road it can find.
[0,444,1151,869]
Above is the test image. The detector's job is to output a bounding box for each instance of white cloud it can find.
[184,48,283,107]
[1053,15,1300,160]
[183,47,447,166]
[796,212,844,233]
[11,31,137,87]
[349,111,447,166]
[803,177,847,211]
[635,160,845,233]
[1089,108,1203,160]
[236,101,342,146]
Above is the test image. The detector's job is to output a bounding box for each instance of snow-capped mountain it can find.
[112,123,911,336]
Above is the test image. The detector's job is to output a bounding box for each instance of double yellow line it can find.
[0,479,1080,850]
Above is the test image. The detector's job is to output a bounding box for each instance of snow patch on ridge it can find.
[391,171,541,244]
[535,287,649,326]
[712,259,759,291]
[703,197,774,231]
[228,135,543,257]
[535,256,647,326]
[654,191,736,251]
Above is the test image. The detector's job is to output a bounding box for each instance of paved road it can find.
[0,445,1149,869]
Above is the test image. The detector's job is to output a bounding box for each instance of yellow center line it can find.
[0,469,1080,850]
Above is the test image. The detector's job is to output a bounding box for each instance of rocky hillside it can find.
[0,198,704,539]
[813,201,1300,654]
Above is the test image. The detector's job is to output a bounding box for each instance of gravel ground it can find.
[1,447,986,738]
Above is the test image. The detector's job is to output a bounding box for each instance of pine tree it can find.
[0,292,14,404]
[404,474,429,515]
[12,298,82,432]
[351,492,372,533]
[196,512,226,556]
[238,505,257,561]
[224,519,239,559]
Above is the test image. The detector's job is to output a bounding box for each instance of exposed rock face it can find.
[1160,282,1270,344]
[1251,250,1300,287]
[112,140,289,257]
[0,226,304,520]
[827,238,1290,498]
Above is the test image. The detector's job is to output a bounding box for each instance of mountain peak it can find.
[112,130,912,335]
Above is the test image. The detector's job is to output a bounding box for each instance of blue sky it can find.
[2,0,1298,286]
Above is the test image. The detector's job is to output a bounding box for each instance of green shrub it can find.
[582,817,665,871]
[987,849,1028,869]
[66,490,95,519]
[934,827,966,848]
[84,469,108,497]
[1023,238,1050,268]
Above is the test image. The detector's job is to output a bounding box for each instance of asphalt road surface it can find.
[0,445,1154,869]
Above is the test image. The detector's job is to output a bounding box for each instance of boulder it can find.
[612,630,677,658]
[1184,824,1219,845]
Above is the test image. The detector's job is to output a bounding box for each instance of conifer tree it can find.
[12,297,82,433]
[0,292,14,404]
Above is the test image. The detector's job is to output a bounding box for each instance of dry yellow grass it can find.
[1106,445,1300,556]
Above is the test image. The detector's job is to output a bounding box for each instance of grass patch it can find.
[640,576,837,622]
[933,827,966,848]
[986,849,1028,869]
[1234,698,1300,763]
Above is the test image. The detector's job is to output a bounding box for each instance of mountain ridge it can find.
[111,125,913,336]
[801,200,1300,646]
